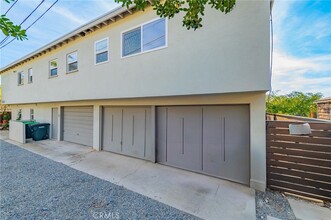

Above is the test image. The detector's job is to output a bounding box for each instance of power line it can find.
[4,0,19,15]
[19,0,45,26]
[0,0,59,49]
[0,0,45,46]
[26,0,58,30]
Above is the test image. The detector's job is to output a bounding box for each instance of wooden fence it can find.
[267,121,331,201]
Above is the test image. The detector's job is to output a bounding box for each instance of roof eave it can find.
[0,4,137,74]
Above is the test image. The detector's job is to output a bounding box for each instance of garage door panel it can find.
[122,108,143,158]
[63,106,93,146]
[157,105,250,185]
[221,106,250,184]
[166,107,202,171]
[102,107,122,153]
[156,107,167,162]
[102,107,151,160]
[202,106,224,176]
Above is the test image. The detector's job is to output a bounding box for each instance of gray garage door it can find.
[63,106,93,146]
[102,107,152,160]
[157,105,250,185]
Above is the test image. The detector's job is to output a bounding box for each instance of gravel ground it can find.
[0,140,199,220]
[255,189,296,220]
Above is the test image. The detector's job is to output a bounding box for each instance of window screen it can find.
[122,27,141,57]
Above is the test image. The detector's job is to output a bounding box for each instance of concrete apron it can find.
[0,132,255,220]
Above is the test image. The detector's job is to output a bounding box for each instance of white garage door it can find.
[63,106,93,146]
[157,105,250,185]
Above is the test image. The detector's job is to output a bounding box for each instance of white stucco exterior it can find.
[1,1,271,191]
[1,1,270,104]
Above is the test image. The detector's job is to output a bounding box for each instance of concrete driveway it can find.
[0,131,255,220]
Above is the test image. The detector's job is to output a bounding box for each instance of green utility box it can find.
[30,123,50,141]
[23,121,39,139]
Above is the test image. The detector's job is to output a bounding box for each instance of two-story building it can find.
[0,1,271,191]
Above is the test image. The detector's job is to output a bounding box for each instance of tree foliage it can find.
[115,0,236,30]
[266,91,323,117]
[0,0,27,41]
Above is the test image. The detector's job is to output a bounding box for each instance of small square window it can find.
[28,68,33,83]
[17,72,24,85]
[67,51,78,73]
[49,59,58,77]
[95,38,109,64]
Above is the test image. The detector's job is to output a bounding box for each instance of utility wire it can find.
[4,0,19,15]
[0,0,58,49]
[25,0,58,30]
[19,0,45,26]
[0,0,45,46]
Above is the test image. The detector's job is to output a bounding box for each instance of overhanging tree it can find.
[1,0,236,42]
[115,0,236,30]
[1,0,27,40]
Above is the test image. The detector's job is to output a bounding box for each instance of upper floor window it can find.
[122,18,167,57]
[67,51,78,73]
[30,109,34,120]
[28,68,33,83]
[95,38,109,64]
[17,71,24,85]
[49,59,58,77]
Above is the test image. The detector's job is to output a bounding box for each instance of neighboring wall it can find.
[2,1,270,105]
[316,98,331,120]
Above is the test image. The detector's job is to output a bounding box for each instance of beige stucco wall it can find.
[9,91,267,191]
[9,120,26,144]
[2,1,270,105]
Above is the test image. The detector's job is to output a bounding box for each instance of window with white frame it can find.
[17,71,24,85]
[49,59,58,77]
[30,109,34,120]
[122,18,166,57]
[95,38,109,64]
[67,51,78,72]
[28,68,33,83]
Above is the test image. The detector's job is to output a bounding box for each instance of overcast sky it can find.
[1,0,330,96]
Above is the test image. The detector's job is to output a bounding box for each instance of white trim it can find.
[66,51,78,73]
[121,17,168,59]
[49,59,58,78]
[94,37,109,65]
[28,68,33,84]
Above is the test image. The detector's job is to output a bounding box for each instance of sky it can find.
[0,0,330,97]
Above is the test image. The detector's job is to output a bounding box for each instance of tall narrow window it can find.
[67,51,78,72]
[122,18,166,57]
[30,109,34,120]
[49,59,58,77]
[28,68,33,83]
[95,38,109,64]
[17,109,22,120]
[18,71,24,85]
